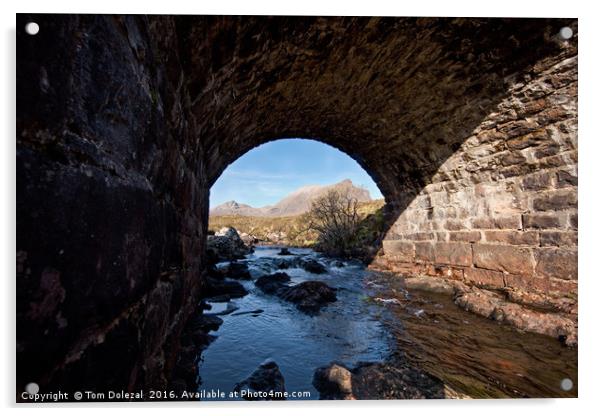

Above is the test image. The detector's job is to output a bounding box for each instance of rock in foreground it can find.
[313,361,466,400]
[234,360,287,400]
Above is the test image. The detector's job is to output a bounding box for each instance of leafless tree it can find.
[305,189,361,257]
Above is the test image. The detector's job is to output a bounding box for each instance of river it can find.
[197,247,577,400]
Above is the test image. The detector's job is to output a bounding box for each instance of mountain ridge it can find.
[210,179,372,217]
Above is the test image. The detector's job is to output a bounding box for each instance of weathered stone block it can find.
[498,119,539,139]
[505,274,577,296]
[443,220,466,231]
[433,242,472,267]
[535,248,577,280]
[534,143,561,159]
[382,240,415,262]
[403,232,435,241]
[540,231,577,247]
[522,213,562,229]
[484,230,539,245]
[476,129,505,144]
[473,244,534,275]
[449,231,481,242]
[538,152,577,169]
[464,267,505,288]
[506,130,547,150]
[537,107,571,125]
[435,232,448,241]
[499,151,527,167]
[472,215,522,230]
[521,172,552,191]
[414,242,435,263]
[532,190,577,211]
[556,169,578,187]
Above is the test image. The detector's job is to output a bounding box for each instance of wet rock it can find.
[255,272,291,294]
[234,360,287,400]
[299,259,327,274]
[313,361,457,400]
[205,278,248,299]
[278,281,337,314]
[255,273,337,314]
[206,227,252,262]
[275,259,291,269]
[213,302,240,316]
[403,275,467,295]
[277,248,292,255]
[207,265,227,280]
[204,294,231,303]
[503,287,578,315]
[454,287,578,346]
[226,261,252,280]
[231,309,264,316]
[188,314,224,332]
[312,363,354,399]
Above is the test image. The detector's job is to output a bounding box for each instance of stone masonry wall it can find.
[378,50,577,305]
[17,15,209,393]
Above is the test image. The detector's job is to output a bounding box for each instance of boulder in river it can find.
[278,281,337,314]
[299,258,327,274]
[205,277,248,299]
[255,273,337,314]
[206,227,252,262]
[226,261,252,280]
[234,360,287,400]
[255,272,291,294]
[277,247,292,255]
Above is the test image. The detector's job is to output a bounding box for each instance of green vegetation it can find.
[209,213,319,246]
[209,199,386,253]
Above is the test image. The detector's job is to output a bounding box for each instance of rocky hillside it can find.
[210,179,372,217]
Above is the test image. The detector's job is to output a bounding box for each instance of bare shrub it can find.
[305,189,362,257]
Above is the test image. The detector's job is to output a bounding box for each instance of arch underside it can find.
[16,15,578,392]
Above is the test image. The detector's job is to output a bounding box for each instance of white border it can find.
[3,1,601,415]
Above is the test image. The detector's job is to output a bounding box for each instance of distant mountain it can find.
[210,179,372,217]
[209,200,262,217]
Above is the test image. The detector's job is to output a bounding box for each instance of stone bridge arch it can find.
[17,15,577,393]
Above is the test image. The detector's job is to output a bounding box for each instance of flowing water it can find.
[197,247,577,400]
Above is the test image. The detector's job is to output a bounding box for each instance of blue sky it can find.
[210,139,383,208]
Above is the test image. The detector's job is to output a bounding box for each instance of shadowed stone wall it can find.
[16,14,577,393]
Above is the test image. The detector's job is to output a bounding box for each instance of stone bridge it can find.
[17,15,577,393]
